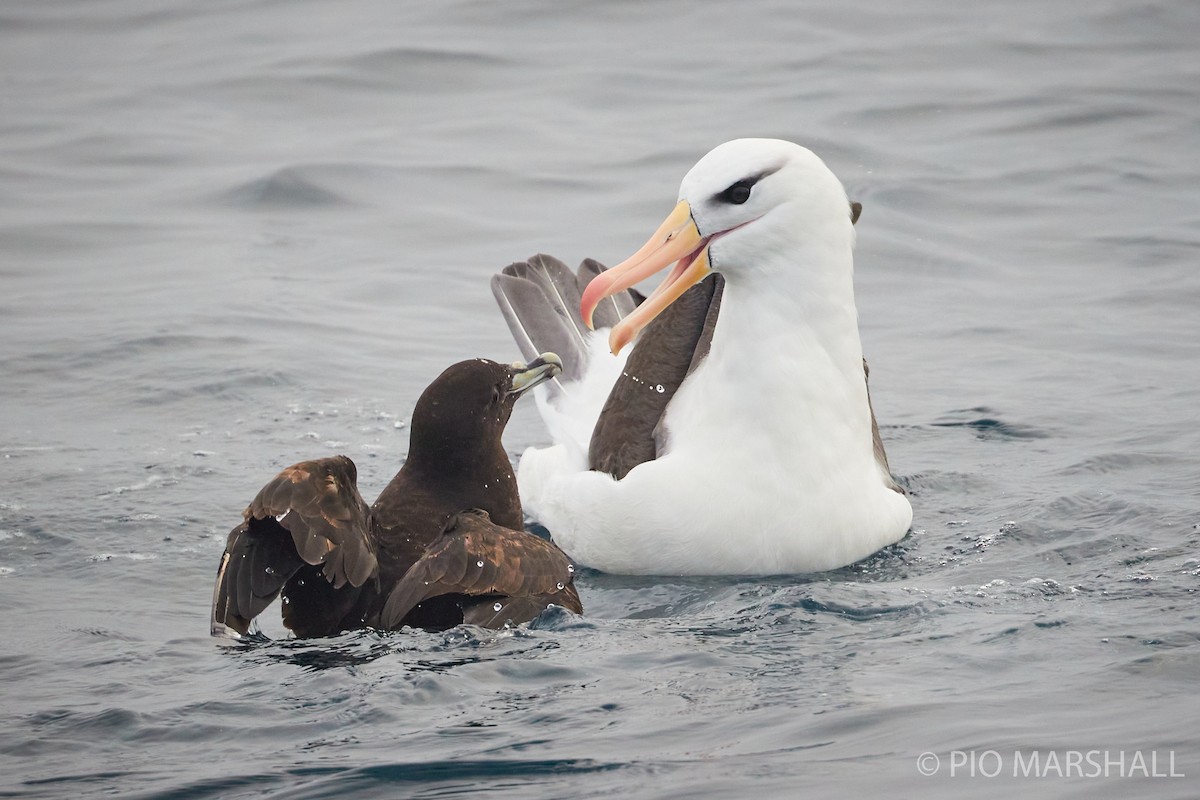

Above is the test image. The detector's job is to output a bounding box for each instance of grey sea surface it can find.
[2,1,1198,797]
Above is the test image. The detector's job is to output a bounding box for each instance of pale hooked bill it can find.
[492,138,912,576]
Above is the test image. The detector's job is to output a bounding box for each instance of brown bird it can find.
[210,353,582,638]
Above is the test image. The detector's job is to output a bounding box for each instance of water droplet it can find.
[655,384,664,393]
[493,602,503,612]
[297,579,305,586]
[282,596,290,604]
[556,582,564,590]
[477,560,484,568]
[264,566,275,575]
[567,564,575,574]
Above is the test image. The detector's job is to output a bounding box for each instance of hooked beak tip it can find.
[509,351,562,394]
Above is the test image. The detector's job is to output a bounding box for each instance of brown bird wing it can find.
[379,509,582,631]
[211,456,378,635]
[460,587,582,627]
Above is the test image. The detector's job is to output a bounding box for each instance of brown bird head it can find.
[405,353,562,470]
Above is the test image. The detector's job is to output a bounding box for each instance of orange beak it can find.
[580,200,712,354]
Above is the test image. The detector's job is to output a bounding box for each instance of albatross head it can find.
[580,138,856,354]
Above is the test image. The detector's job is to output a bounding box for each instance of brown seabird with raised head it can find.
[210,353,582,638]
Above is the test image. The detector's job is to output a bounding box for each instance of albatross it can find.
[210,354,582,637]
[492,138,912,576]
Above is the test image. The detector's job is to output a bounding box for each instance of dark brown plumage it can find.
[210,354,582,638]
[588,272,723,479]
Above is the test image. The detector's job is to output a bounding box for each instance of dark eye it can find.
[490,386,502,405]
[719,180,754,205]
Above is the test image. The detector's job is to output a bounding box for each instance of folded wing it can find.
[588,272,723,478]
[379,509,582,630]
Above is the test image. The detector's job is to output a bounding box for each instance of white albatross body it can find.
[514,139,912,575]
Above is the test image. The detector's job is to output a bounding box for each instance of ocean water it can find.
[2,0,1198,797]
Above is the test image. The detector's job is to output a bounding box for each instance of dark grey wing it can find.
[379,509,582,631]
[863,358,905,495]
[846,203,899,492]
[492,254,724,479]
[848,204,898,491]
[588,273,724,479]
[491,255,647,397]
[211,456,378,636]
[492,254,589,387]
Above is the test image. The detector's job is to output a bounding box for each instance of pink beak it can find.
[580,200,712,354]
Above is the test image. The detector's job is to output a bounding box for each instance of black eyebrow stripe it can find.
[713,163,785,200]
[745,163,784,186]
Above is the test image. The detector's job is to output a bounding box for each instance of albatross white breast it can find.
[493,138,912,575]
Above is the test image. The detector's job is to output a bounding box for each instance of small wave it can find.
[152,757,621,800]
[88,552,157,562]
[218,166,350,209]
[133,368,295,406]
[792,596,919,621]
[1060,451,1182,475]
[100,473,170,497]
[895,469,994,498]
[930,407,1049,440]
[1043,492,1155,528]
[340,45,512,74]
[115,512,161,523]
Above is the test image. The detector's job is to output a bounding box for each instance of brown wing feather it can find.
[211,456,378,636]
[244,455,377,588]
[461,586,582,627]
[380,510,582,630]
[211,517,307,635]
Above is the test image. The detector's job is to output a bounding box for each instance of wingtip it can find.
[210,548,258,637]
